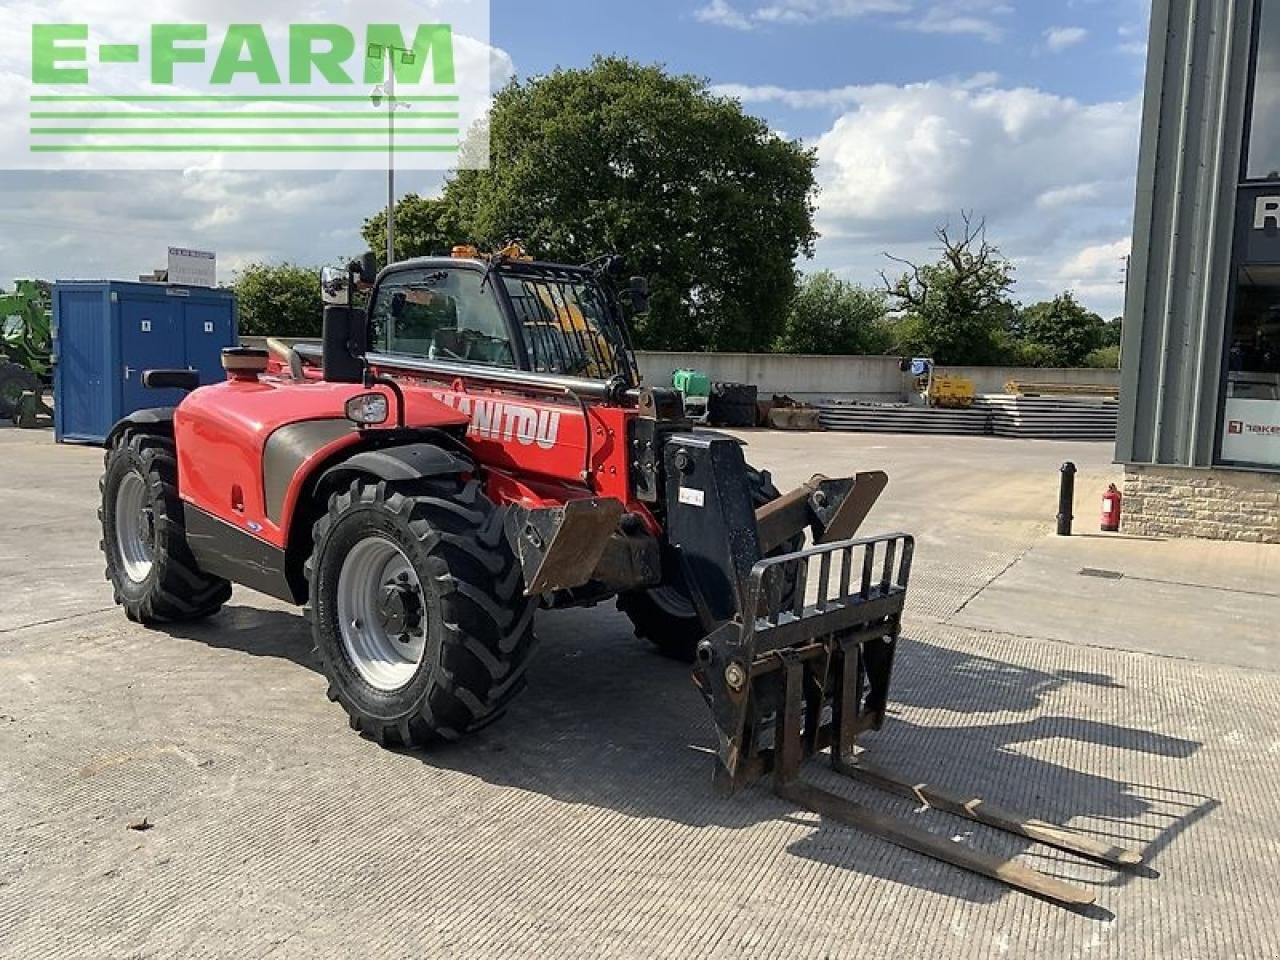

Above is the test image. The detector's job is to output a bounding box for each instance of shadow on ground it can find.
[162,600,1215,912]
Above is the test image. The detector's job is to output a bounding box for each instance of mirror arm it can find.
[364,370,406,428]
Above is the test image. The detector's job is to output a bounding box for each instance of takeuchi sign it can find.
[1222,398,1280,465]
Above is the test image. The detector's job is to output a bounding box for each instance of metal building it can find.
[1120,0,1280,541]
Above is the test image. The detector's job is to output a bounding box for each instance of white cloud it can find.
[907,1,1012,42]
[694,0,1014,42]
[1045,26,1089,52]
[1036,182,1103,209]
[713,71,998,109]
[753,0,912,23]
[694,0,754,31]
[796,77,1140,315]
[1054,238,1131,307]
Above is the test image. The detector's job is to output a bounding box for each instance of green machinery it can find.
[0,279,54,423]
[672,367,711,422]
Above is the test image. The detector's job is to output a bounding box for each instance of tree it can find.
[775,271,891,355]
[363,193,466,268]
[1084,345,1121,368]
[381,57,817,352]
[881,213,1017,365]
[1014,293,1106,367]
[233,262,322,337]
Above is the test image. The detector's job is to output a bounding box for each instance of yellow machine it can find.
[928,374,976,409]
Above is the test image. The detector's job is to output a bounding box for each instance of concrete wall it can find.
[245,339,1118,402]
[635,351,1118,402]
[634,353,902,401]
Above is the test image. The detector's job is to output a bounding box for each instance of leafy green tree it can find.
[775,271,891,355]
[363,193,466,268]
[233,262,322,337]
[882,214,1017,364]
[1084,345,1121,368]
[1100,316,1123,348]
[373,57,816,352]
[1015,293,1105,367]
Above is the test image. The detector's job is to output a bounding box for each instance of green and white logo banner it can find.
[2,1,491,170]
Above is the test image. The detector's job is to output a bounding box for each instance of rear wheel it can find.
[306,476,537,746]
[618,465,801,661]
[100,431,232,623]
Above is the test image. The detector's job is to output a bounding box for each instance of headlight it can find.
[345,392,389,426]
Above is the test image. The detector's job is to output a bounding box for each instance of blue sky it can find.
[0,0,1153,318]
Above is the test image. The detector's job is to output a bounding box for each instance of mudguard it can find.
[318,443,473,492]
[103,408,175,448]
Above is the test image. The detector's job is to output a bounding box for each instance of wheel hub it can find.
[378,576,423,641]
[336,537,428,692]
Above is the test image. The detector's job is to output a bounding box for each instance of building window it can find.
[1247,0,1280,180]
[1222,265,1280,466]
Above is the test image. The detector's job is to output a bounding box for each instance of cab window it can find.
[502,274,628,379]
[371,268,515,367]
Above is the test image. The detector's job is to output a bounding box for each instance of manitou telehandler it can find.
[99,247,1142,904]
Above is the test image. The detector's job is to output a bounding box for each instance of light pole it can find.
[370,44,416,266]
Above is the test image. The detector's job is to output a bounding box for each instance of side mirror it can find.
[321,266,350,305]
[322,305,369,384]
[628,276,650,316]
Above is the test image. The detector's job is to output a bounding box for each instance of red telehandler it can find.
[99,247,1141,904]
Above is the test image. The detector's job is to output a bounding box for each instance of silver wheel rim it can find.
[114,471,155,584]
[336,537,428,692]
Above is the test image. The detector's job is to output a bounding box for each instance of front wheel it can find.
[306,476,537,747]
[618,464,801,661]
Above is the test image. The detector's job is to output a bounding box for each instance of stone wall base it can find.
[1123,465,1280,543]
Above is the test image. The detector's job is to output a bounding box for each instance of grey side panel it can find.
[263,419,356,524]
[1119,0,1255,467]
[184,504,297,604]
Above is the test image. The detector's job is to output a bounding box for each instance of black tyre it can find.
[0,362,40,420]
[618,465,802,661]
[100,431,232,623]
[306,476,537,746]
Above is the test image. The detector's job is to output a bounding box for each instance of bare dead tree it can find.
[880,211,1008,310]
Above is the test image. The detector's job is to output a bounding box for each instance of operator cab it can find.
[320,244,647,389]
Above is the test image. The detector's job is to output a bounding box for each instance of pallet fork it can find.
[694,530,1144,906]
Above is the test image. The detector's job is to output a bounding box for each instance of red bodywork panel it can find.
[175,369,656,553]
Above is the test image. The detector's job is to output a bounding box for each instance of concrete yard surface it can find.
[2,425,1280,959]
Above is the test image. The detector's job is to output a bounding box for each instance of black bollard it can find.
[1057,462,1077,536]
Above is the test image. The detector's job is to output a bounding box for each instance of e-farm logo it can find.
[6,4,491,172]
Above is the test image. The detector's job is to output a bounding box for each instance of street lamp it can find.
[369,43,416,266]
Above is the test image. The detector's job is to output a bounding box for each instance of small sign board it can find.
[1222,397,1280,466]
[167,247,216,288]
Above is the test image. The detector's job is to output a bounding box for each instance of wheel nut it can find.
[725,662,748,692]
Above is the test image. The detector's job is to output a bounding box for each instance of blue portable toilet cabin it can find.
[53,281,238,444]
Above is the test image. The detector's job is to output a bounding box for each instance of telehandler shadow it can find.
[167,602,1214,911]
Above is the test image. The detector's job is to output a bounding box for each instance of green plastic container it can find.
[672,368,711,398]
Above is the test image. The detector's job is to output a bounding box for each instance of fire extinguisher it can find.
[1101,484,1122,533]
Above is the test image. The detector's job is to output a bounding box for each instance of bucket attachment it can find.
[693,532,1144,906]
